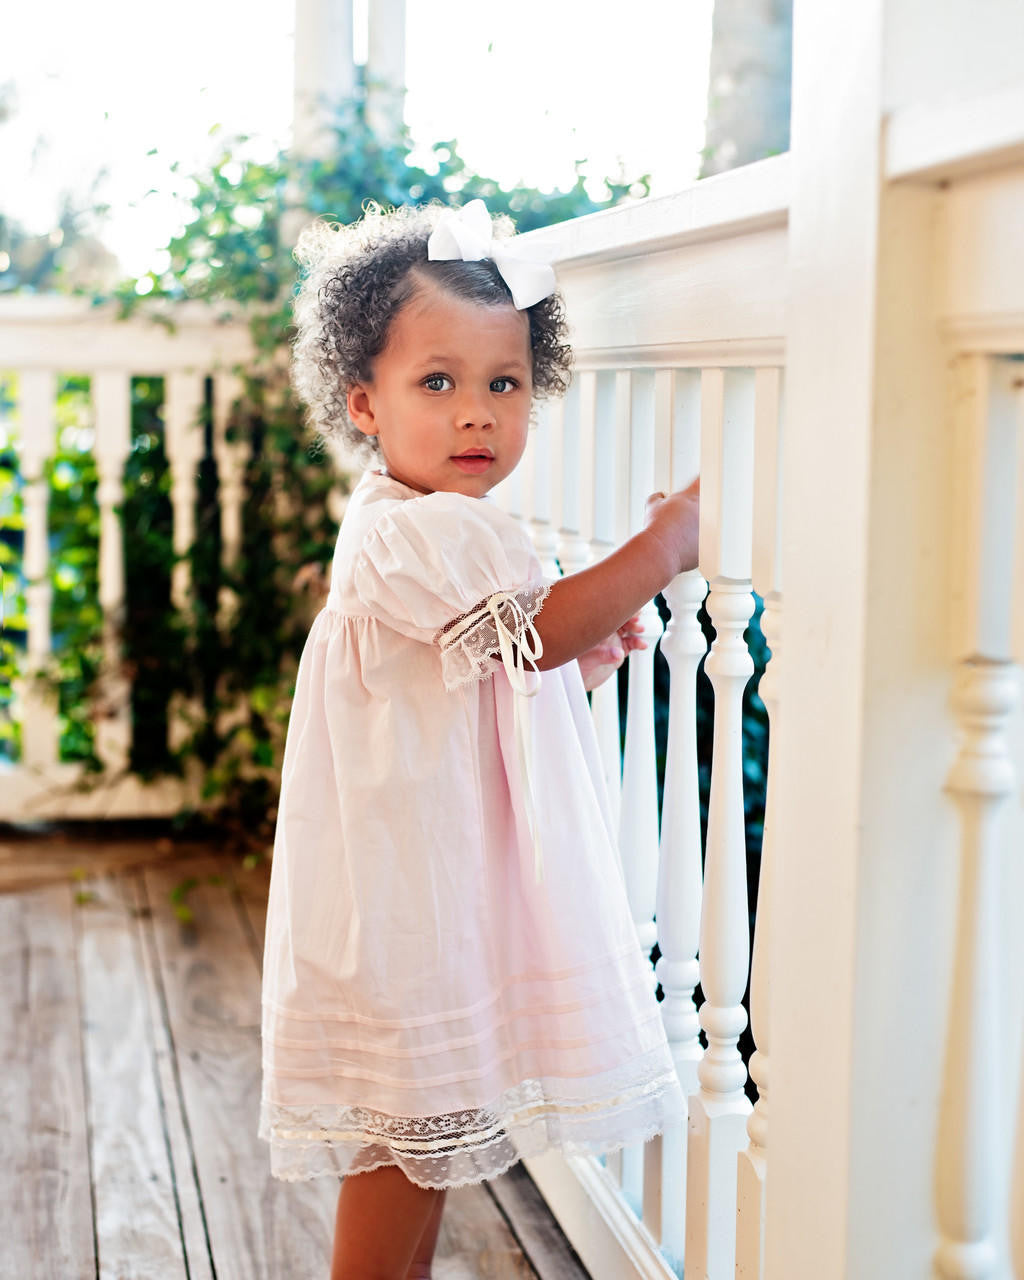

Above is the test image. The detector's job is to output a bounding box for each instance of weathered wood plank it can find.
[0,884,95,1277]
[76,874,186,1278]
[144,856,336,1280]
[435,1182,538,1279]
[230,856,270,972]
[132,873,215,1280]
[487,1164,591,1279]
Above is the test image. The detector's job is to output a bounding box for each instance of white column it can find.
[92,371,133,773]
[686,367,756,1280]
[366,0,407,141]
[18,370,58,770]
[736,368,784,1280]
[292,0,355,157]
[935,355,1022,1280]
[654,367,705,1271]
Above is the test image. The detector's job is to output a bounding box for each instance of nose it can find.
[454,389,495,429]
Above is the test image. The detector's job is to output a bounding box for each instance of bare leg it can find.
[404,1189,447,1279]
[331,1165,443,1280]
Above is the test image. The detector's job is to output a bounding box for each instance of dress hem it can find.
[264,1111,684,1189]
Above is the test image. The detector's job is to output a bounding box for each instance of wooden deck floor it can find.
[0,842,590,1279]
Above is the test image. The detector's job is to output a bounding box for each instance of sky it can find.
[1,0,713,278]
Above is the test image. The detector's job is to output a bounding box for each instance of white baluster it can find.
[619,606,664,966]
[212,373,248,630]
[165,372,206,613]
[1010,361,1024,1280]
[18,370,58,770]
[589,370,627,834]
[686,367,756,1280]
[936,355,1022,1280]
[92,371,133,773]
[654,367,705,1271]
[937,660,1018,1280]
[618,370,663,1216]
[1012,1046,1024,1279]
[736,367,784,1279]
[164,372,205,753]
[557,379,590,576]
[528,401,561,579]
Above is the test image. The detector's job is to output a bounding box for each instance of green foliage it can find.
[0,373,22,760]
[26,94,642,850]
[121,376,182,777]
[111,100,646,321]
[46,375,104,768]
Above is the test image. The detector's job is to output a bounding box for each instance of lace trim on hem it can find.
[265,1115,677,1188]
[260,1057,686,1188]
[434,580,551,691]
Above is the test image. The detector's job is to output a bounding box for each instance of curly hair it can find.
[290,202,573,460]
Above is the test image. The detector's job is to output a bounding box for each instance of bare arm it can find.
[532,479,700,671]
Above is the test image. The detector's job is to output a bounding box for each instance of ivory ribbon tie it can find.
[427,199,557,311]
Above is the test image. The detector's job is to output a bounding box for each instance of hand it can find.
[643,476,700,576]
[577,614,647,692]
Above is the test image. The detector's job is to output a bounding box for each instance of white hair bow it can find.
[426,199,557,310]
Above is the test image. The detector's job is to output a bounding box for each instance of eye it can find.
[490,377,519,394]
[422,373,453,392]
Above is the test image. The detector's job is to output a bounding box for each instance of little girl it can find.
[260,198,701,1279]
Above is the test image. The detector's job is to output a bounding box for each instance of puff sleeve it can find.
[352,492,552,691]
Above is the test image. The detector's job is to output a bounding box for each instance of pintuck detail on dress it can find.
[260,469,686,1188]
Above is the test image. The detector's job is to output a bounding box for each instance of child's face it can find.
[346,279,533,498]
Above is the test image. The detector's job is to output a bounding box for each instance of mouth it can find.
[450,448,495,475]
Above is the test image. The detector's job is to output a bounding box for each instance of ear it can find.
[347,383,378,437]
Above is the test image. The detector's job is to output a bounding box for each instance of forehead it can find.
[385,280,531,365]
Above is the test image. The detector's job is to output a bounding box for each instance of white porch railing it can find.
[490,27,1024,1270]
[3,7,1024,1278]
[0,298,253,819]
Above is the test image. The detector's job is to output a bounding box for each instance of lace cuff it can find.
[434,580,551,692]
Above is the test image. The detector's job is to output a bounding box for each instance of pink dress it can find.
[260,468,685,1187]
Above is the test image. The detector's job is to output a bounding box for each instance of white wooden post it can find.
[619,368,665,973]
[935,355,1022,1280]
[18,370,58,770]
[165,372,205,751]
[92,371,133,773]
[292,0,355,158]
[589,370,630,836]
[287,0,355,247]
[212,373,248,630]
[365,0,407,140]
[686,367,755,1280]
[1013,1045,1024,1279]
[528,401,561,579]
[616,369,664,1217]
[556,379,590,576]
[654,367,705,1270]
[736,367,784,1279]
